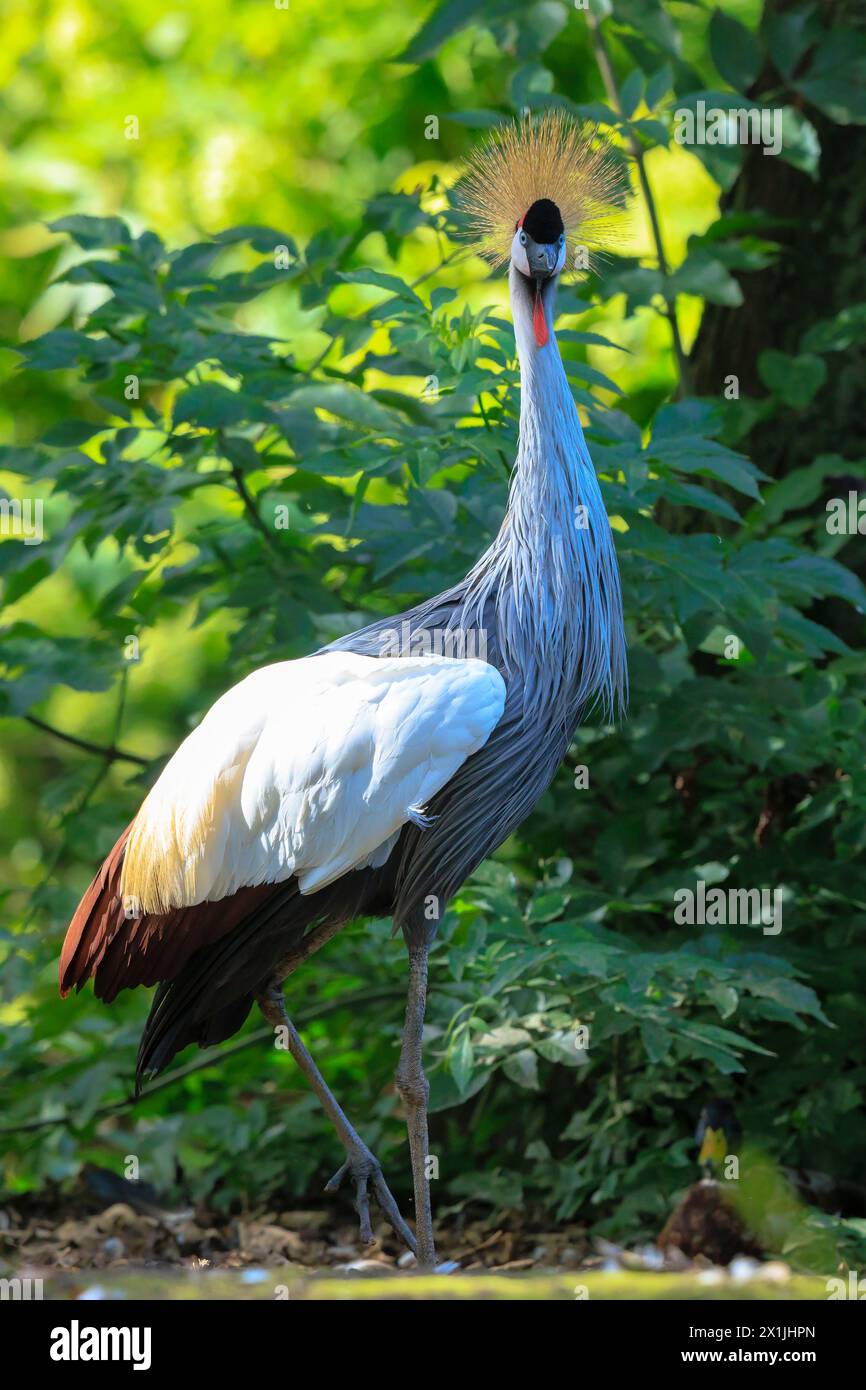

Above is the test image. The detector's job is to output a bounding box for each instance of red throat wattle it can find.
[533,283,549,348]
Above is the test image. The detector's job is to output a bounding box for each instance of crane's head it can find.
[510,198,567,348]
[459,111,624,346]
[511,198,567,282]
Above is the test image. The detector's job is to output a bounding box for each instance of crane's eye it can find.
[559,234,565,246]
[518,230,527,247]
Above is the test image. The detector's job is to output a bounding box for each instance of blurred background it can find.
[2,0,866,1274]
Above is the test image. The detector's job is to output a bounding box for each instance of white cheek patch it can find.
[555,241,567,275]
[511,230,530,276]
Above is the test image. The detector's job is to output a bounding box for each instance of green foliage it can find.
[2,0,865,1272]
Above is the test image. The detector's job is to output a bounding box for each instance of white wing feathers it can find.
[120,652,506,915]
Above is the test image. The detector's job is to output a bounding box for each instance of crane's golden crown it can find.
[459,110,624,270]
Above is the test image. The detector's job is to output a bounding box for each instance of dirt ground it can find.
[0,1177,828,1300]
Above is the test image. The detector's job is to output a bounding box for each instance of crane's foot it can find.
[326,1139,418,1257]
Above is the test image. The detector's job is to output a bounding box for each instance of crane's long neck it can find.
[462,266,626,724]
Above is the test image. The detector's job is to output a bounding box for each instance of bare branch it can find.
[24,715,150,767]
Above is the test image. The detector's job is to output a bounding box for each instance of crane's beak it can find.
[527,244,559,281]
[525,245,558,347]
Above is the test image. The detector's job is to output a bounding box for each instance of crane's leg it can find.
[396,941,437,1269]
[257,982,417,1257]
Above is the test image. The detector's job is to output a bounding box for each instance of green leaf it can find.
[796,30,866,125]
[502,1048,540,1090]
[174,383,254,428]
[443,108,507,129]
[709,10,763,92]
[557,329,629,353]
[42,421,103,447]
[802,304,866,354]
[535,1032,588,1068]
[706,983,738,1020]
[21,329,131,372]
[166,242,222,289]
[758,350,827,408]
[509,64,555,113]
[765,7,820,79]
[213,225,294,252]
[612,0,681,57]
[564,360,624,395]
[450,1029,475,1093]
[745,977,830,1025]
[400,0,488,63]
[668,250,743,307]
[641,1021,672,1063]
[645,63,673,110]
[619,69,644,120]
[48,215,132,249]
[778,106,821,179]
[287,382,403,431]
[337,269,425,309]
[0,624,118,714]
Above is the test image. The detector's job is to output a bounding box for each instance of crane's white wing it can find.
[120,651,506,914]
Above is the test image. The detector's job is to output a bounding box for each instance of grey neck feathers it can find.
[461,264,627,725]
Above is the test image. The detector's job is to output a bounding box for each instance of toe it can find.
[324,1159,349,1193]
[353,1172,374,1245]
[325,1146,417,1258]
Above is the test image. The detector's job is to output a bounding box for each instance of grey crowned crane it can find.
[60,113,627,1270]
